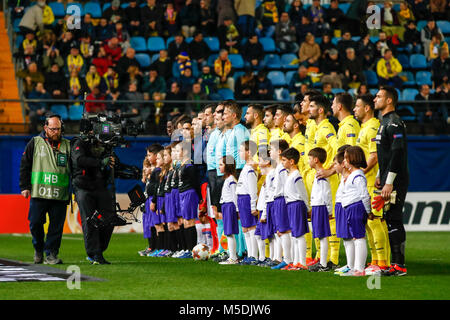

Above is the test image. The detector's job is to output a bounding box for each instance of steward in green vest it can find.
[19,115,70,265]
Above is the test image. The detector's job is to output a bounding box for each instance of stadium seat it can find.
[285,70,296,85]
[204,37,220,52]
[437,20,450,34]
[274,88,290,101]
[147,37,166,52]
[130,36,147,52]
[332,37,340,46]
[397,54,410,69]
[207,53,219,67]
[229,54,244,69]
[267,71,286,86]
[338,2,351,14]
[13,18,21,33]
[241,106,248,121]
[150,53,160,64]
[369,36,379,43]
[369,89,378,96]
[120,3,129,9]
[415,71,432,86]
[84,2,101,18]
[410,54,427,69]
[217,88,234,100]
[364,70,378,86]
[416,20,427,31]
[102,3,111,11]
[15,35,24,49]
[49,2,66,17]
[401,88,419,101]
[68,104,84,121]
[397,105,416,121]
[400,71,415,86]
[51,105,69,121]
[135,53,151,68]
[259,37,276,52]
[263,54,281,69]
[280,53,298,70]
[66,2,84,16]
[331,88,345,95]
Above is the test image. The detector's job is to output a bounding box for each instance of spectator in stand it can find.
[430,82,450,132]
[357,83,369,96]
[376,48,403,88]
[68,69,88,100]
[431,48,450,87]
[198,65,220,99]
[322,82,334,101]
[179,67,197,93]
[255,69,274,100]
[103,0,125,24]
[214,49,235,92]
[307,0,328,36]
[289,65,312,94]
[18,0,45,35]
[189,31,211,68]
[375,31,396,58]
[342,47,366,89]
[430,0,447,21]
[141,0,163,37]
[65,44,85,77]
[402,20,422,54]
[337,30,357,57]
[288,0,305,28]
[85,65,102,93]
[241,34,265,70]
[199,0,215,36]
[17,62,45,96]
[8,0,30,20]
[124,82,147,121]
[115,47,140,82]
[57,31,76,59]
[299,33,321,67]
[103,37,123,64]
[407,0,430,21]
[28,82,51,133]
[17,39,39,68]
[85,86,107,114]
[319,32,337,60]
[163,2,179,37]
[173,51,194,79]
[255,0,279,38]
[218,16,241,54]
[216,0,237,27]
[421,19,444,58]
[427,33,449,61]
[168,33,190,61]
[297,15,317,43]
[397,1,415,27]
[79,34,95,63]
[100,66,120,95]
[106,89,124,115]
[41,3,54,35]
[142,67,166,99]
[321,48,343,88]
[235,0,256,38]
[275,12,299,54]
[44,63,67,100]
[380,1,400,37]
[166,81,186,111]
[113,22,130,48]
[95,18,114,43]
[180,0,199,38]
[120,65,143,93]
[357,33,377,70]
[124,0,141,36]
[92,46,113,77]
[150,49,172,81]
[235,68,257,101]
[326,0,345,33]
[186,82,209,116]
[80,14,96,40]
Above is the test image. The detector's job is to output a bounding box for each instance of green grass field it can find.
[1,232,450,300]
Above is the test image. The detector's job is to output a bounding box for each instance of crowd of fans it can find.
[9,0,450,134]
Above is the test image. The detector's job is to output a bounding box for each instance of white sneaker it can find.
[172,250,184,258]
[365,265,381,275]
[219,258,239,265]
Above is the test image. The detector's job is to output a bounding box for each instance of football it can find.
[192,243,210,261]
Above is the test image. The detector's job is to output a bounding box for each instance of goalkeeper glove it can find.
[372,195,385,211]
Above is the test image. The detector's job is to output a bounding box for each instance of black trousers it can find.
[74,187,115,258]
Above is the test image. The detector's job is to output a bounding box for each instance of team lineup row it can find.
[140,86,409,277]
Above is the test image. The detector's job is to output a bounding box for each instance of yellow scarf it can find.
[67,54,84,73]
[103,73,119,91]
[22,38,37,50]
[214,59,231,77]
[43,5,55,25]
[80,42,90,57]
[86,72,101,90]
[69,76,81,91]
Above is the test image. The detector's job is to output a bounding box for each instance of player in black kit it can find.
[373,86,409,276]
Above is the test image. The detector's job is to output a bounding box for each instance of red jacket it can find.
[103,44,122,62]
[85,93,106,113]
[92,56,113,76]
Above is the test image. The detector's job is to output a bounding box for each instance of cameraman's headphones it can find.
[45,113,65,134]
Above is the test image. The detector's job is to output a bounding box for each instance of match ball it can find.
[192,243,210,261]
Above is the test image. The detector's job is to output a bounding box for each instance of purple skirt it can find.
[164,192,177,223]
[287,201,309,238]
[345,201,368,239]
[143,197,154,238]
[221,202,239,236]
[311,205,331,239]
[335,202,351,239]
[274,196,290,233]
[153,196,165,225]
[260,202,275,240]
[255,211,262,236]
[171,188,181,218]
[237,194,258,228]
[179,188,199,220]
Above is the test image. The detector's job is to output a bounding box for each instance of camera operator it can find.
[70,133,119,265]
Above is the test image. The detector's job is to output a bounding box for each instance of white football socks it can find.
[343,239,355,270]
[354,238,367,272]
[227,235,237,261]
[320,237,328,267]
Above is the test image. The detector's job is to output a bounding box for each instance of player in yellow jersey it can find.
[245,104,270,165]
[283,112,305,174]
[273,105,293,144]
[354,94,391,274]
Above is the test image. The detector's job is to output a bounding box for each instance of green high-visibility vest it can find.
[31,136,71,201]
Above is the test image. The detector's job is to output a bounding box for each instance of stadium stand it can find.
[1,0,448,135]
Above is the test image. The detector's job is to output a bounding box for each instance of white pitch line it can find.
[11,234,83,241]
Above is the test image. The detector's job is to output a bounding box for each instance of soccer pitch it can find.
[1,232,450,300]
